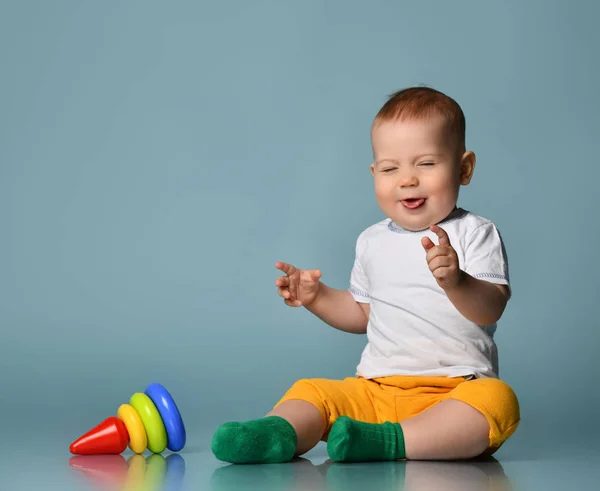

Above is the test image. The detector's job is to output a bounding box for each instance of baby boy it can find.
[211,86,520,463]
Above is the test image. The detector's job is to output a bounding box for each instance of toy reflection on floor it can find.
[210,455,513,491]
[70,383,185,455]
[69,453,186,491]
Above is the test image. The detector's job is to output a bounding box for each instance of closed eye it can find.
[381,168,397,173]
[419,162,435,166]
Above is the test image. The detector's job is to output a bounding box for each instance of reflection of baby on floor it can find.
[399,459,512,491]
[211,456,513,491]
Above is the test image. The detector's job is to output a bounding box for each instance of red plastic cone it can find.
[70,416,130,455]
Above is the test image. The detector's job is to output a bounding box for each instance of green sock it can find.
[327,416,406,462]
[211,416,297,464]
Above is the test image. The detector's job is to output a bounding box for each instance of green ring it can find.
[130,392,167,453]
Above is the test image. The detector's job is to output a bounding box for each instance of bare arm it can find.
[305,283,369,334]
[422,225,510,326]
[274,262,369,334]
[445,272,509,325]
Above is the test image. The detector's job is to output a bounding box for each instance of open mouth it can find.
[401,198,426,209]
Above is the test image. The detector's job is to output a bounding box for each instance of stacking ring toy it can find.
[129,393,168,453]
[145,383,186,452]
[117,403,147,454]
[69,382,186,455]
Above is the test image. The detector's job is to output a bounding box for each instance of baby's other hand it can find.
[421,224,462,291]
[275,261,322,307]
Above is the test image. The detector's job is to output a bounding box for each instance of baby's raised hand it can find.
[275,261,322,307]
[421,224,462,291]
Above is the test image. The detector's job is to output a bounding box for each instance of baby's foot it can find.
[211,416,297,464]
[327,416,405,462]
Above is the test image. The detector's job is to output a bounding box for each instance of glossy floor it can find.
[2,431,598,490]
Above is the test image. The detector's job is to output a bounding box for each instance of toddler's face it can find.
[370,115,474,231]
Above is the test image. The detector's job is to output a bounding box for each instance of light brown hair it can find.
[373,86,466,152]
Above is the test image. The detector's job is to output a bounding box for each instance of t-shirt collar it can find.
[388,206,468,234]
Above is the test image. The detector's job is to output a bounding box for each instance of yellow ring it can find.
[117,403,148,454]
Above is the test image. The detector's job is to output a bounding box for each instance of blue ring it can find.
[144,383,186,452]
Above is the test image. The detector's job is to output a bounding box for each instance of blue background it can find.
[1,1,599,489]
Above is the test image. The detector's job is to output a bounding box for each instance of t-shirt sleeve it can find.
[348,232,370,303]
[464,222,511,297]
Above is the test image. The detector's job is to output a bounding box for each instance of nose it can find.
[397,172,418,188]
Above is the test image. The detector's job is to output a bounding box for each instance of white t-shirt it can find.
[349,207,510,379]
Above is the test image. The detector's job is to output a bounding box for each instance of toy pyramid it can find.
[70,382,185,455]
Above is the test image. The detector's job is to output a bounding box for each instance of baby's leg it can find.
[328,377,520,462]
[401,377,520,459]
[265,400,325,455]
[399,399,490,459]
[211,377,377,464]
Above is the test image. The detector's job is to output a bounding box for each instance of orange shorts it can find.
[274,375,520,456]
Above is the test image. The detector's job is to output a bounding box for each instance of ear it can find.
[459,151,476,185]
[370,163,375,176]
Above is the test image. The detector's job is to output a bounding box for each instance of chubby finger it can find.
[421,236,435,251]
[302,269,322,282]
[284,298,302,307]
[425,244,453,263]
[275,261,297,276]
[278,287,292,299]
[427,255,453,272]
[430,224,450,246]
[275,276,290,287]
